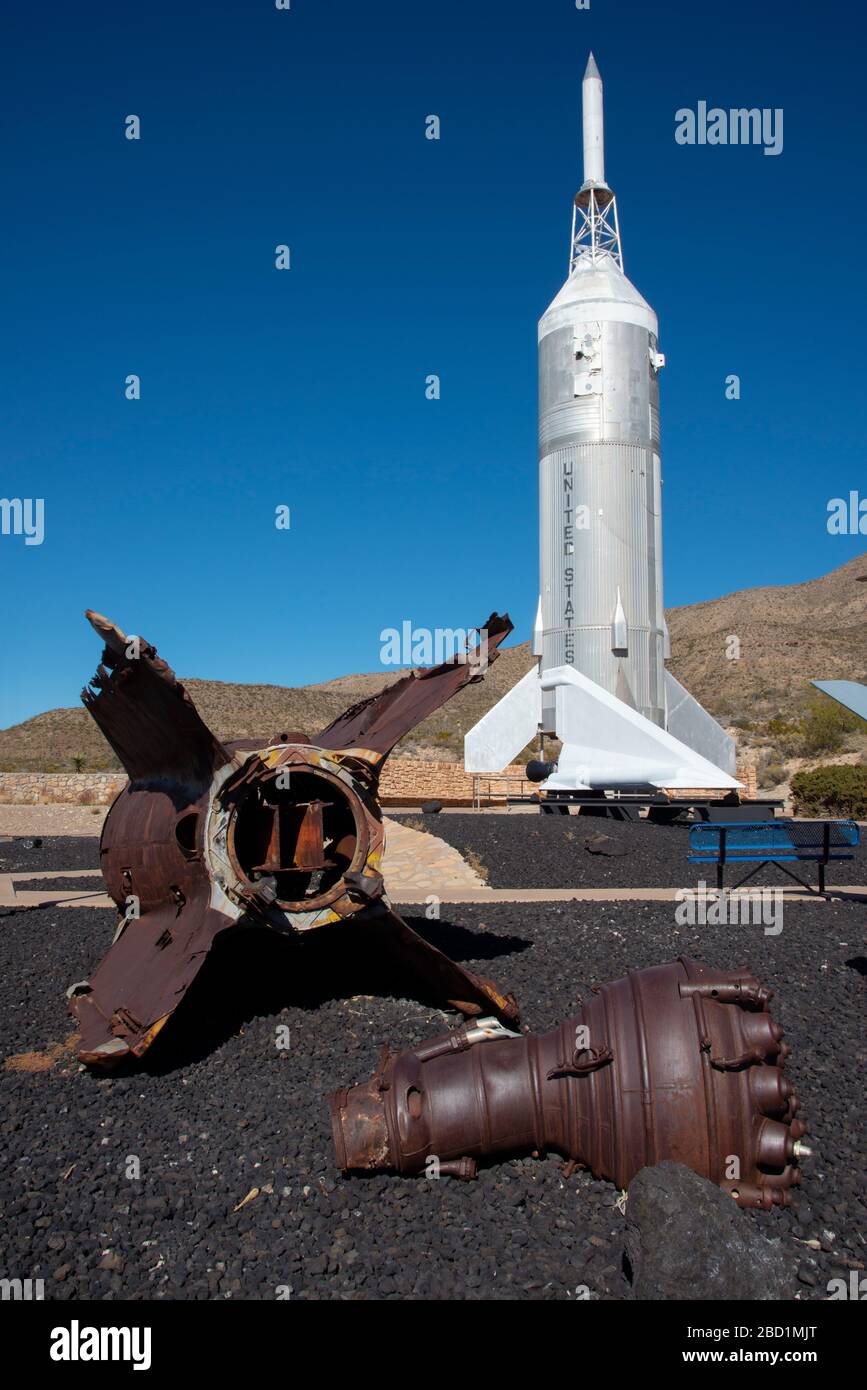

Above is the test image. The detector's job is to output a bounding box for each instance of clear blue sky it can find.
[2,0,865,728]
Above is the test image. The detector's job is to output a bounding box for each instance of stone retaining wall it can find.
[0,760,758,808]
[379,761,529,807]
[0,772,126,805]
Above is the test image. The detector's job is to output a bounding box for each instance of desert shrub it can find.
[761,761,787,788]
[400,817,429,834]
[766,716,799,738]
[71,755,85,772]
[796,695,864,757]
[464,848,489,883]
[790,764,867,818]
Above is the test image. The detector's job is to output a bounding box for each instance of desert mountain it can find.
[1,554,864,772]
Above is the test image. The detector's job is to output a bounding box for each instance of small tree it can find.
[71,755,85,772]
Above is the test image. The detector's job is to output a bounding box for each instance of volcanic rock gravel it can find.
[4,876,104,895]
[0,837,863,1301]
[404,813,867,890]
[0,836,101,874]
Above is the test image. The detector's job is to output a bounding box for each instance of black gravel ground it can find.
[0,837,864,1301]
[0,836,101,874]
[400,813,867,891]
[3,876,104,895]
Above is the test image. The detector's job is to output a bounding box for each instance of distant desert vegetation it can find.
[2,554,865,790]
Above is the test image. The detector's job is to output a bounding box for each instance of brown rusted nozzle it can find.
[330,957,805,1210]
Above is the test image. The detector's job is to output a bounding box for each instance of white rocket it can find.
[465,55,739,793]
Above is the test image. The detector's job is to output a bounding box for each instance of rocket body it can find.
[464,54,738,791]
[538,231,666,728]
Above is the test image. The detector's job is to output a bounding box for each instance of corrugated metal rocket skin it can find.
[538,55,666,726]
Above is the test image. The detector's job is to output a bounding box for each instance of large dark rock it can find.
[624,1161,792,1301]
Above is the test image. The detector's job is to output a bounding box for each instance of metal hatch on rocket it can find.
[465,54,739,793]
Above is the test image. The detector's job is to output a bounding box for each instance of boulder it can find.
[624,1161,793,1300]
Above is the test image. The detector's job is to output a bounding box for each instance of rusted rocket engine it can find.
[69,610,518,1069]
[331,957,808,1208]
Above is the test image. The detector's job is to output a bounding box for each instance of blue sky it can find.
[2,0,864,727]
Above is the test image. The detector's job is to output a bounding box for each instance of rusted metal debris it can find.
[70,610,518,1069]
[331,956,808,1209]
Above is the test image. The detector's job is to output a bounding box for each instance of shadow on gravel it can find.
[399,912,530,964]
[132,914,529,1074]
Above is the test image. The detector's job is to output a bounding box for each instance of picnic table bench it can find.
[688,820,860,894]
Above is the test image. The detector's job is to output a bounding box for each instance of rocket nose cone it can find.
[584,52,601,81]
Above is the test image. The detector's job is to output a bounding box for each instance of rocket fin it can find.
[464,666,541,773]
[541,665,741,791]
[664,670,737,776]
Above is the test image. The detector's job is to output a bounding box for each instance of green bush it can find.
[761,761,787,787]
[790,764,867,818]
[766,715,799,738]
[799,697,863,757]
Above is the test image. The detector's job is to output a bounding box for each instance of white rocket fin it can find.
[540,665,741,790]
[464,665,541,773]
[664,670,737,776]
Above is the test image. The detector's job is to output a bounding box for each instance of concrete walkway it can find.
[2,868,865,912]
[0,869,111,911]
[381,817,488,896]
[2,813,865,909]
[0,806,108,836]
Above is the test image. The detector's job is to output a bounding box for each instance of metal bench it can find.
[688,820,860,894]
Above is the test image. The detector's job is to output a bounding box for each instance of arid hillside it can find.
[665,552,867,723]
[1,554,864,772]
